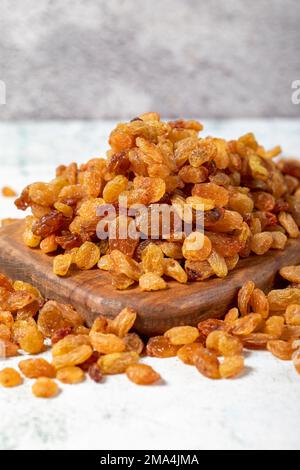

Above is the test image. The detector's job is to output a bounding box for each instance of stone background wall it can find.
[0,0,299,119]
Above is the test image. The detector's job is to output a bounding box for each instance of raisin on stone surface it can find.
[88,363,103,383]
[126,364,161,385]
[32,378,59,398]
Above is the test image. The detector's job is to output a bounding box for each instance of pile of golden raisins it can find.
[14,112,300,290]
[0,268,300,397]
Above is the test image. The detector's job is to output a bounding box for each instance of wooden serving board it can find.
[0,220,299,336]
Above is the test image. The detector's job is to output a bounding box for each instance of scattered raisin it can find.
[0,368,23,387]
[126,364,161,385]
[32,378,59,398]
[88,363,103,383]
[18,358,56,378]
[219,356,244,379]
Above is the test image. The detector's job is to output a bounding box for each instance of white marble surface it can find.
[0,120,300,450]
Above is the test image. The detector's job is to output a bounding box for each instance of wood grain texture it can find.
[1,220,300,336]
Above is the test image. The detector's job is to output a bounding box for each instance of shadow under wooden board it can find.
[0,220,300,336]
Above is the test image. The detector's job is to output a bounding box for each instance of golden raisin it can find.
[280,266,300,284]
[98,351,139,375]
[210,210,243,233]
[271,232,287,250]
[13,280,42,299]
[0,368,23,387]
[2,186,17,197]
[103,175,128,203]
[251,232,273,255]
[268,288,300,312]
[89,332,125,354]
[263,316,284,338]
[141,244,164,276]
[182,232,212,261]
[207,250,228,278]
[163,258,187,283]
[13,319,44,354]
[189,138,217,168]
[219,356,245,379]
[198,318,229,337]
[124,333,144,354]
[238,281,255,316]
[38,301,82,338]
[177,343,204,365]
[74,242,100,270]
[285,304,300,326]
[146,336,179,358]
[110,250,142,281]
[139,273,167,291]
[159,242,183,260]
[53,254,72,276]
[0,340,19,358]
[186,196,215,211]
[109,308,137,338]
[224,308,239,324]
[98,254,114,271]
[242,333,273,350]
[126,364,161,385]
[192,183,229,207]
[250,288,269,319]
[56,366,85,384]
[3,290,36,312]
[278,212,299,238]
[194,348,220,380]
[18,358,56,378]
[32,378,59,398]
[52,344,93,369]
[207,331,243,357]
[52,334,90,355]
[0,324,11,341]
[267,340,294,360]
[231,314,262,336]
[164,326,199,345]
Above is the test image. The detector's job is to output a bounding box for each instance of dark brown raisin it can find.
[107,152,131,175]
[51,326,73,344]
[55,233,82,250]
[88,363,103,383]
[273,199,289,214]
[32,211,66,238]
[204,208,225,227]
[80,351,101,371]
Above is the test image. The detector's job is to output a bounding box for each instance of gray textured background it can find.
[0,0,299,120]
